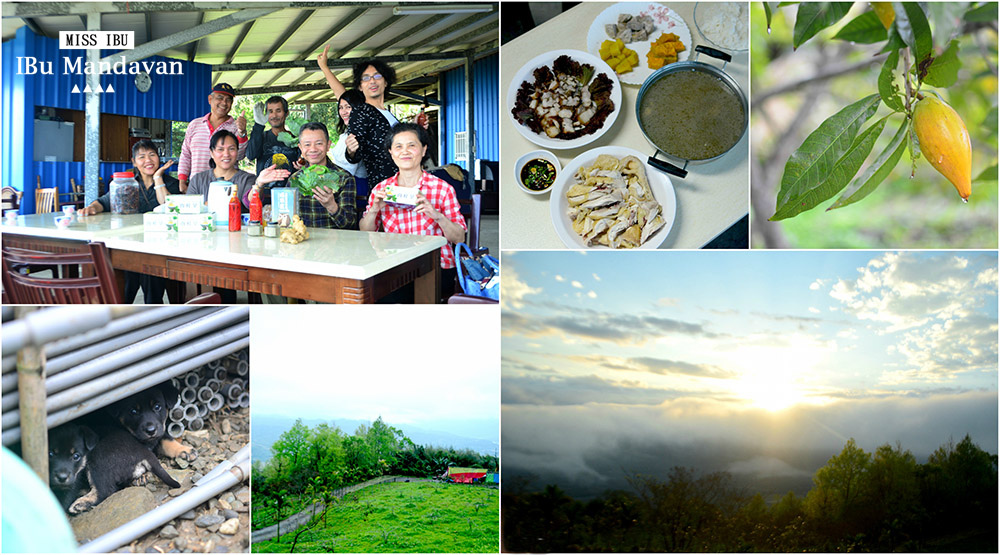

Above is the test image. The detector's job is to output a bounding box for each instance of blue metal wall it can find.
[441,53,499,172]
[2,27,210,212]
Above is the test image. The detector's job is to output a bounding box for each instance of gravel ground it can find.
[70,406,250,553]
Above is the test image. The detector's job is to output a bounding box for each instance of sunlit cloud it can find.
[555,275,565,282]
[593,273,602,282]
[571,280,583,289]
[502,264,541,310]
[587,291,597,298]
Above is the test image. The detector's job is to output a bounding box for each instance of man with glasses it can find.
[317,50,400,190]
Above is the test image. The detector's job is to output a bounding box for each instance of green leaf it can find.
[894,2,933,66]
[880,26,907,53]
[924,40,962,88]
[878,50,904,112]
[833,12,889,44]
[829,118,909,210]
[964,2,999,22]
[973,164,998,183]
[771,116,889,220]
[983,106,998,135]
[774,94,881,210]
[793,2,853,49]
[763,2,779,31]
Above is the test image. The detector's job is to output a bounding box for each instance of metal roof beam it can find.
[369,13,449,57]
[187,12,204,62]
[99,7,278,65]
[223,20,255,64]
[399,11,493,54]
[144,12,153,43]
[215,49,476,72]
[262,7,369,89]
[236,8,315,89]
[3,2,398,17]
[437,21,497,52]
[393,41,497,84]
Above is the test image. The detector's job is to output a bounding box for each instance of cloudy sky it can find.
[502,251,998,497]
[252,306,499,441]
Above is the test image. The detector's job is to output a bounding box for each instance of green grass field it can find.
[252,481,499,553]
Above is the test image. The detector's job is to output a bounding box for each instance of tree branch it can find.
[751,54,888,111]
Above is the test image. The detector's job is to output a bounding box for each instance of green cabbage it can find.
[289,164,341,197]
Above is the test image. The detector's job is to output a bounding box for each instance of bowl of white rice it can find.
[693,2,749,53]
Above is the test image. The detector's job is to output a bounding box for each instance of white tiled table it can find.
[501,2,750,249]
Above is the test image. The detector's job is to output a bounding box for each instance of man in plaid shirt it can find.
[286,122,356,229]
[177,83,248,192]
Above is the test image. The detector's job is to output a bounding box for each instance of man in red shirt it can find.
[177,83,249,192]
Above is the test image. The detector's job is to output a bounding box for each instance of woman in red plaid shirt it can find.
[360,123,467,299]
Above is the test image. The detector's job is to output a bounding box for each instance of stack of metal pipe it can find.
[167,348,250,439]
[1,306,250,446]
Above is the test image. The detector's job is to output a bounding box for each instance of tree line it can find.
[503,435,997,552]
[253,417,498,506]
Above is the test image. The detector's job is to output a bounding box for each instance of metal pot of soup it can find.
[635,45,748,178]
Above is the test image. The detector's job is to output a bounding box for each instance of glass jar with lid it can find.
[109,172,141,214]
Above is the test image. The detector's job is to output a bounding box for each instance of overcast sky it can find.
[502,251,998,495]
[252,306,499,439]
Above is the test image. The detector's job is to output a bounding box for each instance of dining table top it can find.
[500,1,750,249]
[1,212,446,281]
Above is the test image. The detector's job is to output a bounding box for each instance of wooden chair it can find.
[34,187,58,214]
[2,240,123,304]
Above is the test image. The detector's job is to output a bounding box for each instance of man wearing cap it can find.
[177,83,249,192]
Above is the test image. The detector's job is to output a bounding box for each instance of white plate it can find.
[549,146,676,249]
[506,49,622,150]
[586,2,692,86]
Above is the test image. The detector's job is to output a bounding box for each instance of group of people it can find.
[81,52,467,303]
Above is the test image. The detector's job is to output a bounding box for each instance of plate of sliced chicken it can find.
[550,146,675,249]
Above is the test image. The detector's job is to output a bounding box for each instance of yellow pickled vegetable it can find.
[600,39,637,74]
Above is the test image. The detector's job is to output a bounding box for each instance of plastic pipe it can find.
[205,379,221,393]
[238,392,249,408]
[207,394,223,412]
[187,417,204,432]
[180,387,197,404]
[167,421,185,439]
[2,337,249,445]
[182,404,199,420]
[2,324,249,423]
[220,383,242,401]
[183,372,199,388]
[169,406,185,422]
[197,387,213,404]
[39,308,215,377]
[78,450,250,553]
[227,397,240,409]
[43,307,207,360]
[198,444,250,485]
[2,307,113,358]
[206,359,221,370]
[213,368,228,381]
[2,311,247,407]
[198,404,208,418]
[235,360,249,376]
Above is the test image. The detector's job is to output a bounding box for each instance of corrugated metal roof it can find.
[2,2,499,105]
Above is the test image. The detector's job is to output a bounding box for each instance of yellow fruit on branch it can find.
[913,95,972,201]
[871,2,895,30]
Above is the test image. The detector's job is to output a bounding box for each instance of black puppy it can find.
[47,423,99,511]
[106,383,197,463]
[68,427,181,514]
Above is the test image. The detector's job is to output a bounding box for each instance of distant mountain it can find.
[252,414,499,463]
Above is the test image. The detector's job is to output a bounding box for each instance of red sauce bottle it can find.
[228,186,241,232]
[249,185,262,224]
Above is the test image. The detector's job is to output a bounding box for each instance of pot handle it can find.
[694,45,732,64]
[647,156,687,179]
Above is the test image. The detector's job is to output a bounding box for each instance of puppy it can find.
[106,383,197,463]
[68,427,181,514]
[47,423,99,511]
